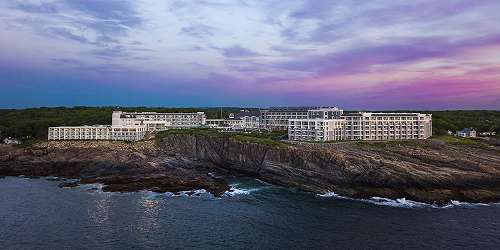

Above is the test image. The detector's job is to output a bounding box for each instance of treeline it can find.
[427,110,500,135]
[0,107,498,140]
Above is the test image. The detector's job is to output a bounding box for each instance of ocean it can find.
[1,177,499,249]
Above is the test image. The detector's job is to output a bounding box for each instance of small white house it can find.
[456,128,476,138]
[3,137,21,145]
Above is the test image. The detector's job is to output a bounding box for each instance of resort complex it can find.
[48,107,432,142]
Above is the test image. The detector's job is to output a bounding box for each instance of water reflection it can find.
[88,194,113,226]
[136,195,161,235]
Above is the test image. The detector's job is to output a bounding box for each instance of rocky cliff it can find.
[0,141,229,196]
[159,134,500,203]
[1,135,500,203]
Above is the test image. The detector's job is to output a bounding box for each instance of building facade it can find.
[456,128,476,138]
[261,107,342,130]
[288,112,432,142]
[112,111,206,131]
[288,119,346,141]
[206,110,260,130]
[233,110,260,129]
[343,113,432,141]
[48,125,147,141]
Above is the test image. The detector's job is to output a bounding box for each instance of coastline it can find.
[1,135,500,204]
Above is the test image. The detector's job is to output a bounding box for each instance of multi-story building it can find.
[48,125,147,141]
[206,110,260,130]
[288,119,346,141]
[112,111,206,131]
[288,111,432,142]
[343,112,432,141]
[261,107,342,130]
[231,110,260,129]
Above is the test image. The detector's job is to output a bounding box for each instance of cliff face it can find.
[0,141,229,195]
[159,134,500,203]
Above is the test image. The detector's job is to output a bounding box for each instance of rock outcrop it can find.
[0,141,229,196]
[159,134,500,203]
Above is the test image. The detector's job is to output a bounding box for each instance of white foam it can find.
[366,197,431,208]
[316,191,499,208]
[223,183,263,197]
[164,189,209,198]
[317,192,341,198]
[79,183,104,192]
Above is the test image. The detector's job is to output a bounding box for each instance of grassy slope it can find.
[155,128,289,148]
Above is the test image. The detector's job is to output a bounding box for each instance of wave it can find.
[223,182,267,197]
[317,192,500,208]
[155,189,209,198]
[78,183,104,193]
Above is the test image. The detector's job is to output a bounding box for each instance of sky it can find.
[0,0,499,110]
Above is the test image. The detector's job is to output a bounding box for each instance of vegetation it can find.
[155,128,289,148]
[354,135,490,149]
[354,140,419,149]
[402,110,500,136]
[431,135,488,147]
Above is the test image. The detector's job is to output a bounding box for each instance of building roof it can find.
[343,112,426,117]
[234,110,260,118]
[457,128,475,133]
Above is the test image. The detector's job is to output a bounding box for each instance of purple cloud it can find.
[276,34,500,76]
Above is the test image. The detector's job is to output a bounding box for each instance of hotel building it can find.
[288,112,432,142]
[48,125,147,141]
[112,111,206,131]
[261,107,343,130]
[48,110,207,141]
[288,119,346,141]
[206,110,260,130]
[343,112,432,141]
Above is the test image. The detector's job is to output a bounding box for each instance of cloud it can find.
[44,26,90,44]
[276,34,500,76]
[90,46,129,58]
[179,24,217,39]
[13,1,59,14]
[214,45,262,58]
[6,0,145,57]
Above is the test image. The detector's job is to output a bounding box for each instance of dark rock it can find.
[159,133,500,204]
[58,182,79,188]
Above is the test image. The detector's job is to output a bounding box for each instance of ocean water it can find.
[1,177,499,250]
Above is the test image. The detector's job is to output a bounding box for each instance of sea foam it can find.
[317,192,499,208]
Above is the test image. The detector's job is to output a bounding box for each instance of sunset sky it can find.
[1,0,499,109]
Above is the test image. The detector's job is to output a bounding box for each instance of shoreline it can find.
[3,175,500,209]
[1,135,500,204]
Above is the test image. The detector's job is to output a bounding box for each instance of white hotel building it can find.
[261,107,343,130]
[343,112,432,141]
[288,119,346,141]
[48,111,207,141]
[112,111,206,131]
[206,110,260,130]
[48,125,147,141]
[287,111,432,142]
